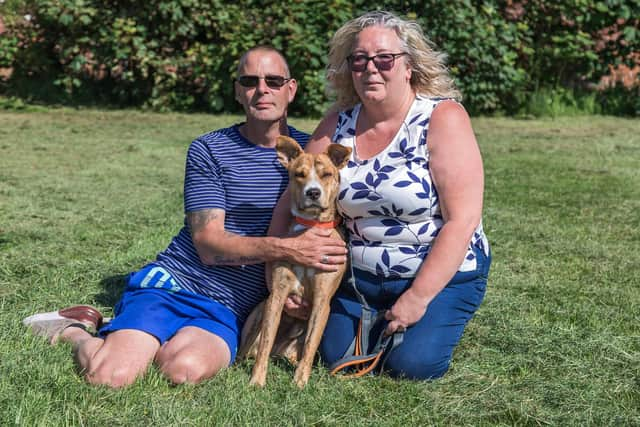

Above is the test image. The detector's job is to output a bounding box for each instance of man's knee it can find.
[155,326,232,384]
[158,352,223,385]
[76,330,159,388]
[84,360,147,388]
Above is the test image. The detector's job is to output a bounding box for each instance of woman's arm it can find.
[305,110,340,154]
[385,100,485,334]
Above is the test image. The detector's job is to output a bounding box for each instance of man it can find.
[23,46,347,388]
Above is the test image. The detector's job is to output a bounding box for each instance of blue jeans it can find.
[319,245,491,380]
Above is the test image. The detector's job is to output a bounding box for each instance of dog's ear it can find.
[326,144,352,170]
[276,136,303,168]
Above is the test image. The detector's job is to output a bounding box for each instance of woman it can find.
[275,11,491,380]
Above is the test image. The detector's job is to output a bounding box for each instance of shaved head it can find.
[237,46,291,78]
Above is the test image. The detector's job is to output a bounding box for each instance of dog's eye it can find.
[321,172,333,179]
[295,171,306,178]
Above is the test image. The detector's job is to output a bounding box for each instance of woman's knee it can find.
[319,337,351,366]
[384,348,451,380]
[319,299,362,366]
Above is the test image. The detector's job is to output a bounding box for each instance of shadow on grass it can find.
[95,274,128,309]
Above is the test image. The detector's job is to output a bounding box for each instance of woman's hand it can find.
[265,263,311,320]
[384,287,430,335]
[283,294,310,320]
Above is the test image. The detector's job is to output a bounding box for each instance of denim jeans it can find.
[319,244,491,380]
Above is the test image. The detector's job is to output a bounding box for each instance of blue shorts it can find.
[98,264,242,363]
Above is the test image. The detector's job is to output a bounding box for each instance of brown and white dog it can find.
[238,135,351,388]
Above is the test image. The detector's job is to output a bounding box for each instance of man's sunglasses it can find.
[237,75,292,89]
[347,52,407,72]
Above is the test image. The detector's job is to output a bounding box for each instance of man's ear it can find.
[326,144,352,170]
[234,81,241,103]
[287,78,298,103]
[276,136,303,168]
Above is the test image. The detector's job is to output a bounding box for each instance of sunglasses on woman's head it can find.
[347,53,407,72]
[236,75,292,89]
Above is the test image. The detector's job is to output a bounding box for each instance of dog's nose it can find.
[306,188,321,200]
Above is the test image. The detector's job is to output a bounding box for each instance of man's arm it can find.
[188,208,347,271]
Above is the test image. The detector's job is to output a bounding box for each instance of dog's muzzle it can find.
[305,187,321,201]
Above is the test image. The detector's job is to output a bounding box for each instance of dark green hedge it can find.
[1,0,638,115]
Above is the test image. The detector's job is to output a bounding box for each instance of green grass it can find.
[1,108,639,426]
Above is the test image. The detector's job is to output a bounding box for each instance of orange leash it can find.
[329,249,405,378]
[329,312,404,378]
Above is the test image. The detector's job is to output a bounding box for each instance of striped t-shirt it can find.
[153,124,309,322]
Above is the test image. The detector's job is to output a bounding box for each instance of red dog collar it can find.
[293,216,341,229]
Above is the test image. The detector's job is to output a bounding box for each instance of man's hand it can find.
[284,227,348,272]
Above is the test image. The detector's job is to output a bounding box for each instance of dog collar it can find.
[293,216,341,229]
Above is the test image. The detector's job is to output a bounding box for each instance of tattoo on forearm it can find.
[187,210,264,265]
[187,209,219,233]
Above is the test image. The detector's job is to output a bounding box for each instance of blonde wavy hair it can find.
[327,11,461,110]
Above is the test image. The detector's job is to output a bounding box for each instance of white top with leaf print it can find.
[333,95,490,278]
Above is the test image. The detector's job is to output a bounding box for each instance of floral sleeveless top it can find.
[333,95,490,278]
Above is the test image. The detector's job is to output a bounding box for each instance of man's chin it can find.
[249,108,283,122]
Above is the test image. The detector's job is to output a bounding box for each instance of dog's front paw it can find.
[249,374,266,388]
[293,368,310,389]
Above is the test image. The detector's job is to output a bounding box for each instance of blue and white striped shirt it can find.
[153,124,309,321]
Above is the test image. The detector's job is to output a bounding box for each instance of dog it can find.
[238,135,351,388]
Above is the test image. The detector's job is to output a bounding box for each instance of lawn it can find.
[1,109,638,426]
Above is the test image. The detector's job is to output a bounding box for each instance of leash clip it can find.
[329,307,404,378]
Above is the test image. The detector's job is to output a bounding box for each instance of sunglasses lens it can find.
[237,75,288,88]
[264,76,286,88]
[349,55,368,72]
[373,54,395,71]
[238,76,259,87]
[348,53,404,72]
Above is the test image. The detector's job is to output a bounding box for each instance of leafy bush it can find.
[0,1,36,72]
[598,84,640,116]
[401,1,530,114]
[0,0,637,115]
[0,0,356,115]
